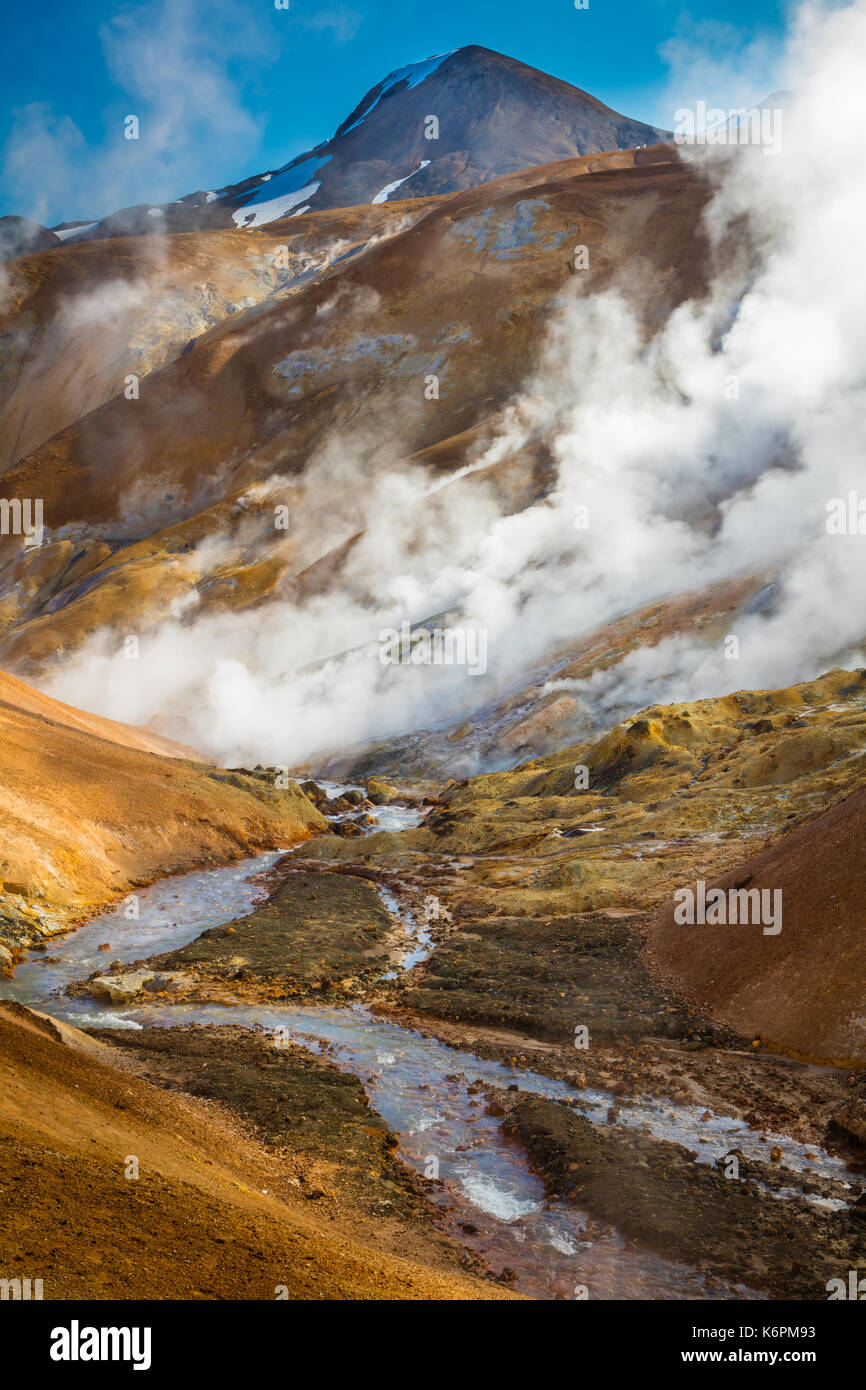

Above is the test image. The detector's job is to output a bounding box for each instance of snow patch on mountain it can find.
[232,155,331,228]
[372,160,432,205]
[342,52,455,135]
[233,185,321,228]
[54,223,97,242]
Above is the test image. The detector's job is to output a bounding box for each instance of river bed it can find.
[0,849,847,1300]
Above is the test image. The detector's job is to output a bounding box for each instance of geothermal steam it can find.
[44,0,866,767]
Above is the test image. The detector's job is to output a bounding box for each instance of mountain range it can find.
[4,46,670,250]
[3,21,866,1309]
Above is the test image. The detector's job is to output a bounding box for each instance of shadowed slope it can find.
[648,783,866,1062]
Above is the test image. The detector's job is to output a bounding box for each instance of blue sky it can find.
[2,0,788,225]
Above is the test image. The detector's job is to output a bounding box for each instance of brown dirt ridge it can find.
[0,671,326,950]
[648,782,866,1063]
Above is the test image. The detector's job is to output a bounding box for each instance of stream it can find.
[316,779,428,833]
[0,834,851,1301]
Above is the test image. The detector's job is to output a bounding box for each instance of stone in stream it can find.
[299,780,329,808]
[366,779,398,806]
[90,970,185,1004]
[332,821,364,839]
[90,971,156,1003]
[339,790,367,807]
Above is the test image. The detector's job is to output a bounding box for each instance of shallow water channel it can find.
[2,846,848,1300]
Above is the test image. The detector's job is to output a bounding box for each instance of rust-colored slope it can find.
[0,668,198,758]
[0,672,326,948]
[0,203,413,470]
[648,783,866,1062]
[1,147,706,541]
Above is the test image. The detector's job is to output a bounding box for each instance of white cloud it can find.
[297,5,363,43]
[2,0,273,226]
[655,17,785,130]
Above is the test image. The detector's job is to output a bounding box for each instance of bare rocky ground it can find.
[0,1002,508,1300]
[91,1022,496,1287]
[62,668,866,1299]
[494,1090,866,1299]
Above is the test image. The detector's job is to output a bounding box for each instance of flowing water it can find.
[317,779,427,832]
[1,846,849,1299]
[0,853,283,1027]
